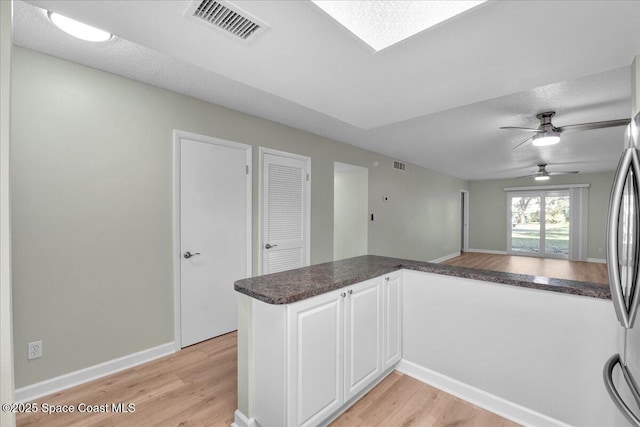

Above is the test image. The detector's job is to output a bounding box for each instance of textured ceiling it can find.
[13,0,640,180]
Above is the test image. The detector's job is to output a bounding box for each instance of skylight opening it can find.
[312,1,487,52]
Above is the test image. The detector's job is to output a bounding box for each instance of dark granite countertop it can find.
[234,255,611,304]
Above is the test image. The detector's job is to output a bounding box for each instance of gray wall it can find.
[11,47,468,388]
[369,161,466,260]
[468,171,614,259]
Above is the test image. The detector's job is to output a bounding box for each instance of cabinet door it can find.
[383,271,402,369]
[344,277,383,400]
[288,290,344,427]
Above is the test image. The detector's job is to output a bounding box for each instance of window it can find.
[508,191,570,258]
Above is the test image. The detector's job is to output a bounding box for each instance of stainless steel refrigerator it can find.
[605,112,640,426]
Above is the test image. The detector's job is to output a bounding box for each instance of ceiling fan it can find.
[500,111,630,150]
[518,163,579,181]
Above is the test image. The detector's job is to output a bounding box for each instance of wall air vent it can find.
[185,0,269,44]
[393,160,406,172]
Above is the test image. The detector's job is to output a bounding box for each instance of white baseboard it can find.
[467,248,508,255]
[232,410,257,427]
[429,251,461,263]
[467,250,606,264]
[396,359,573,427]
[15,341,176,403]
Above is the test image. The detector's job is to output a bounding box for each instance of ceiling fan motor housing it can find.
[536,111,558,132]
[536,163,549,176]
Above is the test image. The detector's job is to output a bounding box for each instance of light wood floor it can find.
[443,252,608,284]
[17,332,520,427]
[17,332,238,427]
[330,372,519,427]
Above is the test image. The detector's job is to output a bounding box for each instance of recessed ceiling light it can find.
[311,0,487,52]
[48,11,113,42]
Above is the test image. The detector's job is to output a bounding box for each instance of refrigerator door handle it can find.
[604,354,640,426]
[607,147,640,329]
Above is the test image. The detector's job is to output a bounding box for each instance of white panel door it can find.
[383,271,402,369]
[288,290,343,427]
[261,149,310,274]
[180,135,250,347]
[344,278,382,401]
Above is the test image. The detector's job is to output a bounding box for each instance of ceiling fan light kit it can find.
[532,130,561,146]
[534,175,551,181]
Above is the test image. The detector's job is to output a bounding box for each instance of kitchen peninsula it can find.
[234,255,617,427]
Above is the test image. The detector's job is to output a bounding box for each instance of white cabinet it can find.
[344,277,383,400]
[288,289,344,427]
[383,271,402,369]
[252,273,402,427]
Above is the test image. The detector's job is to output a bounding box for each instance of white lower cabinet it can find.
[253,273,402,427]
[383,271,402,369]
[288,289,344,427]
[344,277,383,400]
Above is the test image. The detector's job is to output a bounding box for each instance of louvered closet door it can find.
[262,151,310,274]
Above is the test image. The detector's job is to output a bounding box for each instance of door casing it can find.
[461,190,469,252]
[258,147,311,275]
[173,130,252,350]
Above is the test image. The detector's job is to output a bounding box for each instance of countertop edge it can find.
[234,256,611,305]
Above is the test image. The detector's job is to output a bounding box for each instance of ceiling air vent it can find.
[185,0,269,44]
[393,160,406,172]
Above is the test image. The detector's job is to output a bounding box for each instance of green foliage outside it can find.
[512,196,569,225]
[512,223,569,254]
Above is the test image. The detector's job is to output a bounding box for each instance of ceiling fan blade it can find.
[512,136,534,150]
[499,126,543,132]
[557,118,630,133]
[516,174,536,178]
[548,171,580,175]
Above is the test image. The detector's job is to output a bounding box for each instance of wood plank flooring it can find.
[329,372,519,427]
[17,332,238,427]
[17,331,520,427]
[442,252,608,284]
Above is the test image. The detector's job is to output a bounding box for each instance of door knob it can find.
[265,243,278,249]
[183,251,201,259]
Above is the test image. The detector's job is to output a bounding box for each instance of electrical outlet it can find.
[28,341,42,360]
